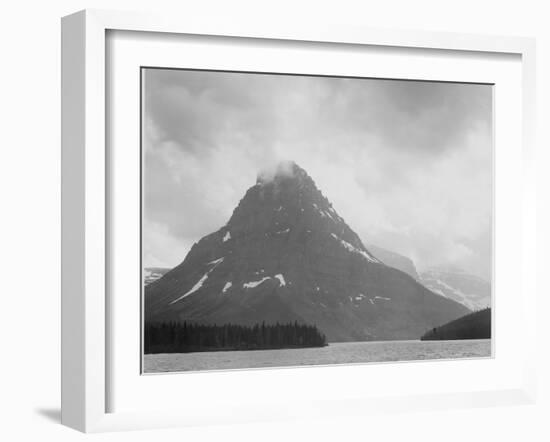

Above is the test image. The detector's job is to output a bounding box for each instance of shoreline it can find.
[146,338,491,356]
[143,339,492,373]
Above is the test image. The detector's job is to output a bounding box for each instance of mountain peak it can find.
[236,162,371,258]
[256,160,308,185]
[145,162,470,342]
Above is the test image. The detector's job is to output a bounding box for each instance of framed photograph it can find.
[141,68,492,374]
[61,9,537,432]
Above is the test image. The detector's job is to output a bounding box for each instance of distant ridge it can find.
[364,247,492,311]
[368,245,419,280]
[420,268,491,311]
[144,267,171,286]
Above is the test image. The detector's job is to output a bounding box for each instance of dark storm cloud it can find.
[144,70,491,158]
[343,79,492,155]
[144,70,279,155]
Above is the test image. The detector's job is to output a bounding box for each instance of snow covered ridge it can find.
[243,273,287,289]
[419,268,491,311]
[170,258,225,304]
[330,233,379,263]
[143,268,170,286]
[420,273,490,311]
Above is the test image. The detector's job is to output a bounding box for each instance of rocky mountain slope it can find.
[145,161,469,341]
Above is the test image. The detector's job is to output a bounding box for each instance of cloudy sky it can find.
[142,69,493,279]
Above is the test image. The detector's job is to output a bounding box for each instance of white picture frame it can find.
[61,9,537,433]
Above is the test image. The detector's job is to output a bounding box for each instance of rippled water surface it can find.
[143,339,491,373]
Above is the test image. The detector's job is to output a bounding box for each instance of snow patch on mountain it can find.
[243,277,271,289]
[330,233,378,263]
[170,258,224,304]
[170,272,210,304]
[222,282,232,293]
[274,228,290,234]
[244,274,287,289]
[313,203,337,221]
[223,231,231,242]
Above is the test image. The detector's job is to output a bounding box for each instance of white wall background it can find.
[0,1,548,441]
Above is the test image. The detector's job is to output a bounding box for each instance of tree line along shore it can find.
[144,308,491,354]
[144,321,327,354]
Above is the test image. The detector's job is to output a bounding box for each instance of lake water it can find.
[143,339,491,373]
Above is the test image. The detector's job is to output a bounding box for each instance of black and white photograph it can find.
[142,68,493,373]
[1,0,546,439]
